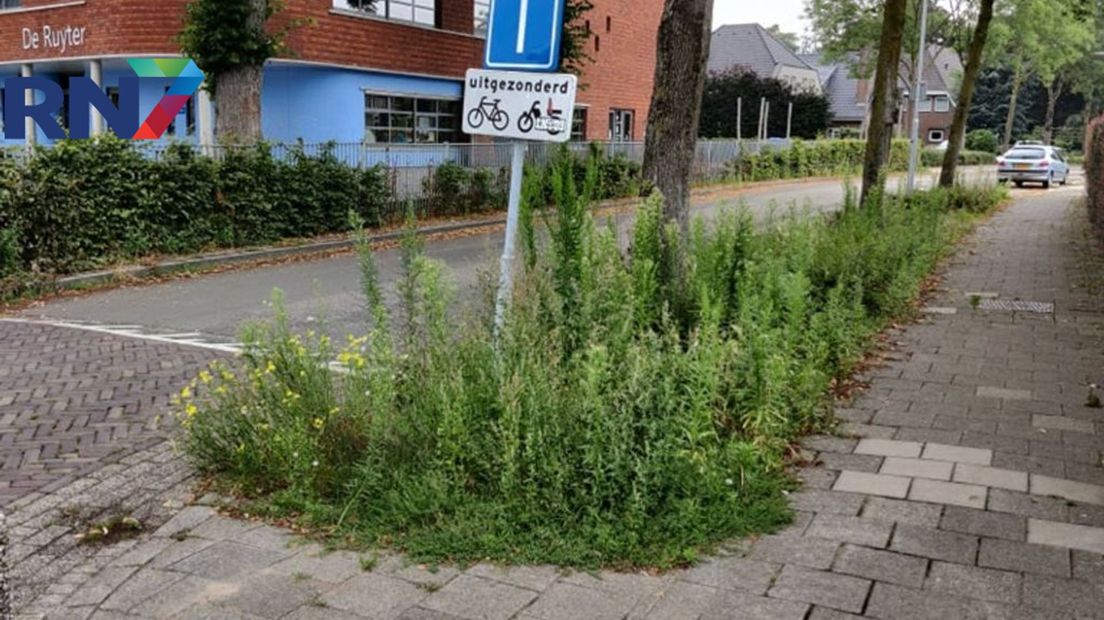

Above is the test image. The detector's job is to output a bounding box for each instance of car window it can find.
[1052,149,1066,162]
[1005,148,1046,160]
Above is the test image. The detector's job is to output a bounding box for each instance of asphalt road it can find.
[13,168,1003,345]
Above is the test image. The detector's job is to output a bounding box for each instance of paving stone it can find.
[838,423,898,439]
[698,590,809,620]
[521,582,639,620]
[855,439,924,458]
[865,582,986,620]
[188,516,258,541]
[804,513,893,548]
[212,573,319,619]
[1029,474,1104,506]
[815,453,884,473]
[894,428,964,446]
[987,489,1069,521]
[802,436,858,454]
[978,537,1071,577]
[283,607,369,620]
[861,497,943,527]
[1064,461,1104,487]
[990,452,1065,478]
[766,566,870,614]
[168,605,268,620]
[952,464,1028,492]
[129,575,238,618]
[420,574,538,620]
[977,386,1033,401]
[908,478,987,509]
[920,443,992,466]
[806,606,864,620]
[796,468,839,490]
[63,566,137,608]
[774,511,814,538]
[99,568,185,612]
[924,561,1021,604]
[939,506,1026,541]
[681,556,779,594]
[1022,574,1104,616]
[880,457,952,481]
[890,524,979,565]
[392,563,462,588]
[322,572,428,617]
[788,490,864,516]
[1027,518,1104,554]
[873,409,935,428]
[1033,415,1095,434]
[1071,550,1104,583]
[747,535,839,570]
[266,548,363,584]
[831,544,928,588]
[832,471,910,499]
[153,506,215,539]
[168,541,289,581]
[640,581,718,620]
[465,564,560,593]
[1070,502,1104,527]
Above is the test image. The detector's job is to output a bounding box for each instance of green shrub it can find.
[179,152,1006,568]
[424,162,508,216]
[966,129,999,153]
[921,148,995,167]
[0,227,19,279]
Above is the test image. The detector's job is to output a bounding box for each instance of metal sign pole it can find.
[494,140,528,338]
[736,97,742,141]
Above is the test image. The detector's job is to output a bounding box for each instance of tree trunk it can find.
[860,0,908,207]
[1002,64,1025,150]
[939,0,995,187]
[642,0,715,233]
[214,0,266,143]
[1042,79,1064,145]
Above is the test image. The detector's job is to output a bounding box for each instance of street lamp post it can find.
[907,0,930,193]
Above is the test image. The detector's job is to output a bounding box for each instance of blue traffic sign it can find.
[484,0,567,72]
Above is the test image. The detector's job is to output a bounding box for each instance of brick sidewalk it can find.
[7,189,1104,619]
[0,321,226,507]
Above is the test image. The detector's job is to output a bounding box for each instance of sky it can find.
[713,0,809,37]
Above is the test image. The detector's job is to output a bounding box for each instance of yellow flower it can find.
[329,407,340,415]
[180,387,192,400]
[312,417,325,430]
[198,371,213,385]
[265,361,276,374]
[215,385,228,395]
[185,403,198,418]
[236,442,246,454]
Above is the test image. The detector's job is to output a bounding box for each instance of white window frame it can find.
[474,0,490,36]
[933,96,950,113]
[364,92,460,144]
[333,0,435,27]
[928,129,945,143]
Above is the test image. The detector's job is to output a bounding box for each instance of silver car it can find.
[997,145,1070,189]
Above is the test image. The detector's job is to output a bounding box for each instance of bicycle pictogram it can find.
[467,96,510,131]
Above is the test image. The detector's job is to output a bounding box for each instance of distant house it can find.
[800,47,960,145]
[708,24,822,95]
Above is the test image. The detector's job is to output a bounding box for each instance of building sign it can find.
[22,25,88,55]
[3,58,204,141]
[462,68,576,142]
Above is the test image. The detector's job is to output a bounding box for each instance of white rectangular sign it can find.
[462,68,577,142]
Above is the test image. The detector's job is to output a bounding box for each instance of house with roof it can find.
[709,23,961,145]
[709,24,822,95]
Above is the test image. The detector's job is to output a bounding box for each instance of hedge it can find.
[1088,116,1104,238]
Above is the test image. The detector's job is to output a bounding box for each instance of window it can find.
[917,97,933,113]
[606,16,612,32]
[0,0,21,9]
[928,129,945,143]
[933,96,950,113]
[571,108,588,141]
[594,35,600,52]
[164,86,196,137]
[474,0,490,35]
[334,0,435,27]
[609,109,634,142]
[365,93,459,143]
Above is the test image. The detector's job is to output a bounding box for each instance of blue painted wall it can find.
[262,62,462,144]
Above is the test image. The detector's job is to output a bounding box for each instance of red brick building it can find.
[0,0,662,144]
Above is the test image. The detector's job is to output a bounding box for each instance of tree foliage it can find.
[561,0,595,74]
[699,69,831,139]
[178,0,293,96]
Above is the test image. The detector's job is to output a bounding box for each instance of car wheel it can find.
[1042,173,1052,189]
[1014,181,1024,188]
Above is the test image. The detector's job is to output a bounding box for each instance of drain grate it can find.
[978,299,1054,313]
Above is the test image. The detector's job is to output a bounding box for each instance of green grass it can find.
[177,152,1006,570]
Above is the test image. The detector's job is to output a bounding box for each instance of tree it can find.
[561,0,595,75]
[861,0,908,207]
[766,25,801,51]
[179,0,293,142]
[642,0,714,231]
[939,0,994,187]
[699,69,831,139]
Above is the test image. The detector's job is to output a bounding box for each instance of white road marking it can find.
[0,318,242,354]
